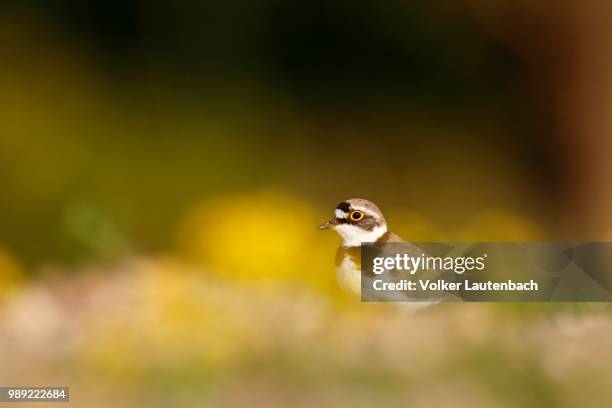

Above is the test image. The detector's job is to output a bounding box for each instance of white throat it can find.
[335,224,387,248]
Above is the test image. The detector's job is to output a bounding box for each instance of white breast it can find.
[336,254,361,296]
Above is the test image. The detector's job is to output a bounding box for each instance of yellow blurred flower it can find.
[176,192,339,293]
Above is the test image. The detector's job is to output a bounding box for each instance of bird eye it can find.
[349,211,364,221]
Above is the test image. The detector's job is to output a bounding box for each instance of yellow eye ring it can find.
[349,210,364,221]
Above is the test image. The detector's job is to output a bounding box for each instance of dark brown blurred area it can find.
[467,0,612,238]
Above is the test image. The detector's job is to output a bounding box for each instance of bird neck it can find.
[337,223,388,248]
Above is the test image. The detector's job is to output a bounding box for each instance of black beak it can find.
[317,219,337,230]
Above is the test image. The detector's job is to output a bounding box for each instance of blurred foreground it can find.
[2,255,612,407]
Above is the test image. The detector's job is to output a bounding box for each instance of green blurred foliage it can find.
[0,0,552,267]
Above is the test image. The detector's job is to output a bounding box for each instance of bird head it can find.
[318,198,388,247]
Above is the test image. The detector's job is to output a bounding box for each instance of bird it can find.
[318,198,427,299]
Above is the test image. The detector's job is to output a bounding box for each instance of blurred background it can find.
[2,0,612,406]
